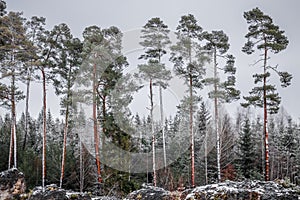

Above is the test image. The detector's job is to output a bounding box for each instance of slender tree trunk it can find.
[93,63,102,183]
[213,49,221,182]
[59,104,69,188]
[12,85,17,169]
[263,45,269,181]
[8,60,17,169]
[159,85,167,169]
[23,71,31,150]
[8,125,13,169]
[150,78,156,186]
[79,136,84,193]
[42,68,47,190]
[59,66,73,188]
[205,130,208,185]
[11,70,17,169]
[189,73,195,187]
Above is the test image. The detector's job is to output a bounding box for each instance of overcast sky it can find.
[4,0,300,121]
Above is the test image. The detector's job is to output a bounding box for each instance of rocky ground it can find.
[125,180,300,200]
[0,168,26,200]
[1,168,300,199]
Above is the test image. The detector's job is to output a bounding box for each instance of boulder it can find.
[29,184,92,200]
[0,168,26,200]
[126,180,300,200]
[124,184,171,200]
[186,180,300,200]
[29,184,67,200]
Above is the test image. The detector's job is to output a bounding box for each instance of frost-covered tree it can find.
[170,14,209,187]
[139,17,172,171]
[51,25,82,188]
[203,30,240,182]
[241,7,292,181]
[136,17,172,186]
[238,117,256,179]
[0,11,30,169]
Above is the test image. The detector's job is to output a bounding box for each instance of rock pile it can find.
[28,184,91,200]
[0,168,26,200]
[28,184,120,200]
[186,180,300,200]
[124,184,171,200]
[126,180,300,200]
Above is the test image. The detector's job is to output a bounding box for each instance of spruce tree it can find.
[238,118,256,179]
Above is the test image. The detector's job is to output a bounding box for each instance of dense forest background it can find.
[0,0,299,198]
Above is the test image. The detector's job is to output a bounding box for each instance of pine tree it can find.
[21,16,45,150]
[81,25,104,183]
[140,17,171,171]
[170,14,209,187]
[32,22,71,189]
[241,7,292,181]
[203,30,240,182]
[0,11,30,169]
[51,23,82,188]
[138,17,172,186]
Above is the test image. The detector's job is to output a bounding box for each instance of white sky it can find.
[2,0,300,122]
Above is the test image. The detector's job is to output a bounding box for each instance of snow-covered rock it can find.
[29,184,92,200]
[186,180,300,200]
[124,184,171,200]
[0,168,26,200]
[125,180,300,200]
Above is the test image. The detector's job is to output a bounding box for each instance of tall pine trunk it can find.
[42,68,47,190]
[263,43,269,181]
[213,49,221,182]
[79,137,84,193]
[93,63,102,183]
[159,85,167,169]
[205,130,208,184]
[23,73,31,150]
[59,103,69,188]
[150,78,156,186]
[8,59,17,169]
[12,76,17,169]
[189,73,195,187]
[59,66,73,188]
